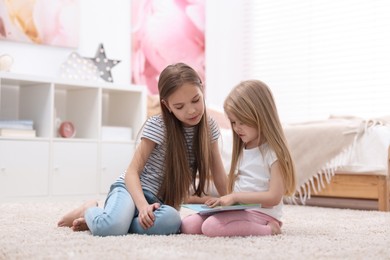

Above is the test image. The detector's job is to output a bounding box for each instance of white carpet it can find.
[1,201,389,260]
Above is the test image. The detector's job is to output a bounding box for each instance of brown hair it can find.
[157,63,212,209]
[223,80,296,196]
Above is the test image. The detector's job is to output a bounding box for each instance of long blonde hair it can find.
[223,80,296,196]
[157,63,212,209]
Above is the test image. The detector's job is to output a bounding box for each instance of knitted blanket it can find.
[284,116,390,203]
[201,109,390,204]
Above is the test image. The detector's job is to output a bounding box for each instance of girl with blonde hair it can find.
[58,63,227,236]
[181,79,296,237]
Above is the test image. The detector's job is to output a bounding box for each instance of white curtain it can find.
[242,0,390,123]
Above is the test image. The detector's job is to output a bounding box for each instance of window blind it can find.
[243,0,390,123]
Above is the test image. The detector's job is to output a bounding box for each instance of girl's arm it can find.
[210,140,228,196]
[125,138,157,229]
[214,161,284,207]
[185,141,228,204]
[185,195,214,204]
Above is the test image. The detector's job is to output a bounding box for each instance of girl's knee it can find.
[86,208,131,237]
[181,214,204,234]
[89,217,130,237]
[154,205,181,235]
[87,186,135,237]
[201,216,221,237]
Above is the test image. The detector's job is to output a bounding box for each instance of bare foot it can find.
[268,220,281,235]
[57,200,98,227]
[72,217,89,231]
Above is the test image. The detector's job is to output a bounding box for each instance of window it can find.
[243,0,390,123]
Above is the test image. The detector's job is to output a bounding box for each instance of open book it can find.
[181,204,261,215]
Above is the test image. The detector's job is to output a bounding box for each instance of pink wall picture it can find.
[0,0,79,48]
[131,0,205,95]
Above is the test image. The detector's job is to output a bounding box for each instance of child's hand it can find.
[138,203,160,229]
[204,197,220,207]
[218,194,235,206]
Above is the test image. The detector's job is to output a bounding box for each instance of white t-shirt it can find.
[234,143,283,221]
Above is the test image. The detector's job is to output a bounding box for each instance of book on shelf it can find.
[0,120,34,130]
[181,203,261,215]
[0,128,36,137]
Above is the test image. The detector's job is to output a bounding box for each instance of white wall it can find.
[0,0,131,85]
[204,0,245,110]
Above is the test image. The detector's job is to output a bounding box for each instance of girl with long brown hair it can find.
[58,63,227,236]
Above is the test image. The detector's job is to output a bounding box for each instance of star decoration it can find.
[59,52,101,81]
[88,43,121,82]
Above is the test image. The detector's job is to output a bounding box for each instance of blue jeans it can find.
[84,182,181,236]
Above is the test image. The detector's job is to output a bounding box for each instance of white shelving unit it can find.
[0,72,147,200]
